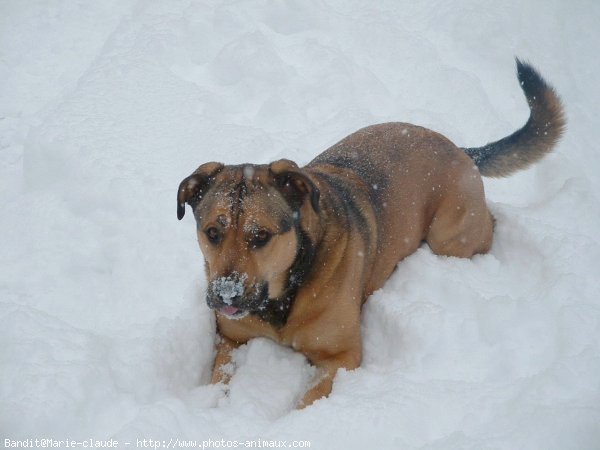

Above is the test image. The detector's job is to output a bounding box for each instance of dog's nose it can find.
[221,295,241,305]
[210,273,247,305]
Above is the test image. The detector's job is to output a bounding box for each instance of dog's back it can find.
[308,122,489,296]
[307,59,565,296]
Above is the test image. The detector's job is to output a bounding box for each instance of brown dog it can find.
[177,60,565,407]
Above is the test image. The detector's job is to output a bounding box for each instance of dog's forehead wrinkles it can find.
[216,215,230,227]
[196,165,291,230]
[240,188,293,231]
[195,186,233,222]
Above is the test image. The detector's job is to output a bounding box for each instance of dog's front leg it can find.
[211,333,240,385]
[298,350,361,408]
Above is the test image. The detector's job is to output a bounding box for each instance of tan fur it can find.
[178,61,564,408]
[179,123,495,407]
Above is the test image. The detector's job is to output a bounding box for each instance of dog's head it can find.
[177,159,320,320]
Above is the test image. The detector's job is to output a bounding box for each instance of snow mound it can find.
[2,1,599,449]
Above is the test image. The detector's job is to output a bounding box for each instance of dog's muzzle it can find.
[206,273,269,319]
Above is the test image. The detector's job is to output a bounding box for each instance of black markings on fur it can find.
[273,172,320,214]
[308,155,387,219]
[179,176,216,220]
[229,180,247,225]
[312,171,372,246]
[288,227,317,290]
[251,290,292,328]
[463,58,565,178]
[279,218,292,233]
[251,226,316,328]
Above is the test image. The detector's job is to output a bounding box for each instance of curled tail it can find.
[463,59,566,178]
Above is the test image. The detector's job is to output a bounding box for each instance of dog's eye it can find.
[251,230,272,249]
[205,227,221,244]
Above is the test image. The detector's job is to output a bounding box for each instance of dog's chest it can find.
[217,313,284,344]
[216,307,312,349]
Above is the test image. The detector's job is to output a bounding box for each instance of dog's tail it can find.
[462,59,566,178]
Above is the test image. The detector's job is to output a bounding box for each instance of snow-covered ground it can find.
[2,1,599,448]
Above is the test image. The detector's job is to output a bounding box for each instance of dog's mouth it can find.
[217,305,250,320]
[206,276,269,319]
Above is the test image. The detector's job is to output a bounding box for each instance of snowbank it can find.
[1,1,599,448]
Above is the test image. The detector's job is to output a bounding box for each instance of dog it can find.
[177,59,565,407]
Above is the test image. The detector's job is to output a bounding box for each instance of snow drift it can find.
[1,1,599,448]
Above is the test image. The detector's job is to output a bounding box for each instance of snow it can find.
[1,0,600,448]
[211,274,247,306]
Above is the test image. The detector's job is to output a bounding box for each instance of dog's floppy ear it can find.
[177,162,224,220]
[269,159,320,213]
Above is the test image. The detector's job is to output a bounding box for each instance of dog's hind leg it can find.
[425,190,494,258]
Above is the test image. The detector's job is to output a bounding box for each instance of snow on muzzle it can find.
[206,273,268,319]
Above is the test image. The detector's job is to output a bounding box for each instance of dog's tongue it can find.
[219,306,239,316]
